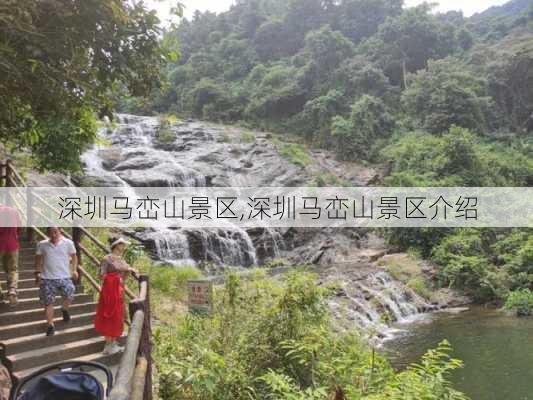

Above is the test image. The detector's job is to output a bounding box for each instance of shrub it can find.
[368,340,467,400]
[407,276,432,300]
[149,265,203,301]
[332,95,395,161]
[505,289,533,316]
[240,131,256,144]
[402,57,491,135]
[156,115,177,144]
[278,143,312,167]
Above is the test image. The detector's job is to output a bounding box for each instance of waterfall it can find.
[81,114,263,268]
[148,229,196,266]
[186,228,257,267]
[81,114,436,341]
[139,227,257,268]
[329,270,431,341]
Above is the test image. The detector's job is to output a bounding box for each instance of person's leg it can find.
[62,297,71,311]
[45,304,55,325]
[6,251,18,305]
[39,279,56,335]
[59,278,75,322]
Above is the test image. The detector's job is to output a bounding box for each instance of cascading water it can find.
[329,269,433,341]
[81,114,271,267]
[81,114,436,340]
[147,229,196,266]
[138,227,257,268]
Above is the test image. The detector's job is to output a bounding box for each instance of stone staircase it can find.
[0,236,122,382]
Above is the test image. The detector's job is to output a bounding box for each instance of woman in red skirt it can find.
[94,237,138,355]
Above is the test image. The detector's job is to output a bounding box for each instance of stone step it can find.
[16,253,35,260]
[16,262,87,271]
[1,285,83,300]
[16,263,38,270]
[0,271,37,280]
[1,239,122,384]
[0,302,96,326]
[1,279,37,290]
[0,312,95,341]
[17,259,35,266]
[18,247,35,253]
[19,253,35,260]
[6,336,111,372]
[12,350,123,383]
[0,292,93,315]
[3,324,99,355]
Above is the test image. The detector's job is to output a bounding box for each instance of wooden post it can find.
[5,160,13,187]
[143,276,152,400]
[109,310,146,400]
[129,275,152,400]
[4,160,13,207]
[26,188,34,242]
[130,357,148,400]
[72,227,83,286]
[0,161,5,187]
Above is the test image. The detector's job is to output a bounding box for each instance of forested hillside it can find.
[121,0,533,304]
[133,0,533,143]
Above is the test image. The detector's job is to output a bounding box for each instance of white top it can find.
[36,238,77,279]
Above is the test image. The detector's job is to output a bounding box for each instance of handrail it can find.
[130,357,148,400]
[109,310,145,400]
[7,163,25,187]
[6,190,105,297]
[2,160,137,299]
[31,226,102,293]
[110,276,151,399]
[2,159,153,400]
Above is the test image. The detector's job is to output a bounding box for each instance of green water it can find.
[385,306,533,400]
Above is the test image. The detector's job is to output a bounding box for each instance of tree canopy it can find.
[138,0,531,161]
[0,0,176,171]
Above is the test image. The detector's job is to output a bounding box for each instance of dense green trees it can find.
[337,0,403,43]
[382,126,533,187]
[402,58,491,135]
[363,5,459,88]
[332,95,395,160]
[381,125,533,301]
[147,0,531,163]
[0,0,174,171]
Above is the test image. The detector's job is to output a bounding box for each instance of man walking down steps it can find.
[35,227,78,336]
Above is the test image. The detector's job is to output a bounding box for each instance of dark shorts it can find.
[39,278,75,306]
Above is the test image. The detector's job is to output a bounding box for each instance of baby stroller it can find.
[9,361,113,400]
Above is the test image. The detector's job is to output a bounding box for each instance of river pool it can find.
[385,306,533,400]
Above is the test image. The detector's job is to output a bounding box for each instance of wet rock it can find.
[113,157,160,171]
[247,228,285,263]
[186,228,256,267]
[99,149,124,170]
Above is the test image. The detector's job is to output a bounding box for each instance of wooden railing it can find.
[1,160,152,400]
[109,276,152,400]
